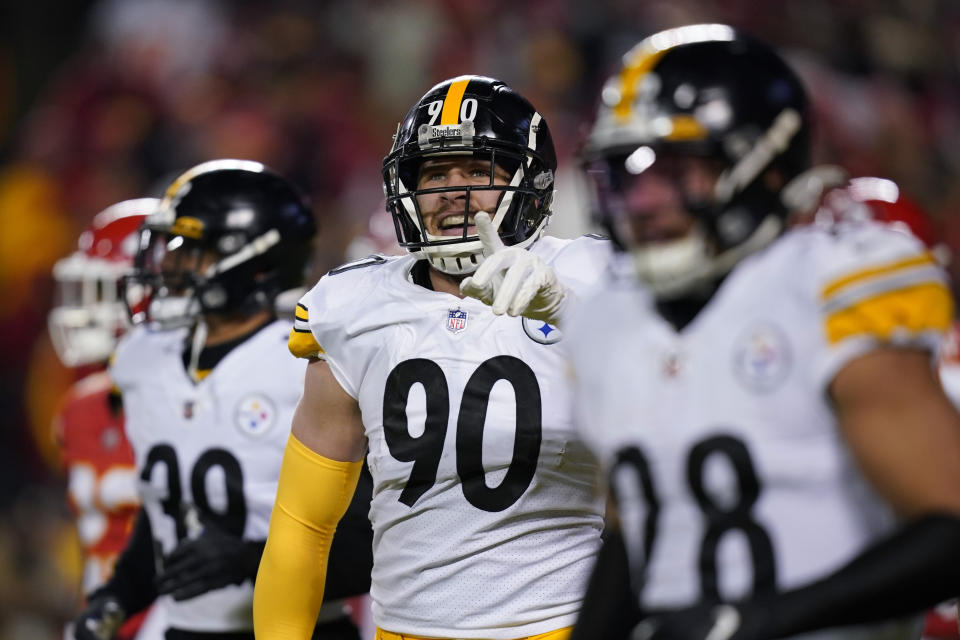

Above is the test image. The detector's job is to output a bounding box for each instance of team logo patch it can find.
[235,394,276,437]
[446,309,468,334]
[733,324,792,393]
[522,317,563,345]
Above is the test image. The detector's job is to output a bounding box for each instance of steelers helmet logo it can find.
[235,394,276,437]
[522,317,563,345]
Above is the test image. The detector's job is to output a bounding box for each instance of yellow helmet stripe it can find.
[440,78,471,125]
[163,159,266,201]
[614,49,668,121]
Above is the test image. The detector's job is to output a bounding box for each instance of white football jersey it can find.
[111,320,305,633]
[292,236,610,639]
[567,221,952,640]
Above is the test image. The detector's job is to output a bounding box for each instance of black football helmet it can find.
[582,24,811,298]
[383,75,557,275]
[125,159,316,328]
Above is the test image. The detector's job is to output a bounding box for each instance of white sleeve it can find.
[807,221,953,389]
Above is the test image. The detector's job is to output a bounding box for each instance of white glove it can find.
[460,212,568,325]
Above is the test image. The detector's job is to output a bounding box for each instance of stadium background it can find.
[0,0,958,636]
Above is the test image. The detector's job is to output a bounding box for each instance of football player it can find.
[50,198,165,640]
[548,24,960,640]
[72,160,373,640]
[254,76,610,640]
[844,177,960,640]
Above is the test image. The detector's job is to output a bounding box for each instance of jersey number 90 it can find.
[382,356,541,513]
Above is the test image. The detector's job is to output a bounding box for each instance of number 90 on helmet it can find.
[382,75,557,275]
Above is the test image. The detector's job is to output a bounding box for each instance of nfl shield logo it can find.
[446,309,468,334]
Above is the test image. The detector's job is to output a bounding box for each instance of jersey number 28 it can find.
[612,434,777,600]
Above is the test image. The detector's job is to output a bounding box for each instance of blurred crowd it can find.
[0,0,959,636]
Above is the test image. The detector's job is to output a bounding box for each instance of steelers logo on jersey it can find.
[234,394,276,437]
[733,324,792,393]
[522,317,563,345]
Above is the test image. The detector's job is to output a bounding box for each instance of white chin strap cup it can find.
[420,218,550,276]
[633,215,782,299]
[147,294,201,330]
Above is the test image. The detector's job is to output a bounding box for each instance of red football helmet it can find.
[847,176,944,253]
[49,199,158,366]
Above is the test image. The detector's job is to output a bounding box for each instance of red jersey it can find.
[54,370,150,639]
[54,371,139,589]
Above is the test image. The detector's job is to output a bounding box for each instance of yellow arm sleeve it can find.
[253,434,363,640]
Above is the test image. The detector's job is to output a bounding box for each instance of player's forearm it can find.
[746,513,960,637]
[91,507,157,616]
[324,463,374,600]
[253,434,362,639]
[570,528,641,640]
[254,506,334,639]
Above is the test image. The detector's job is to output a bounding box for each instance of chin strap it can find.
[187,319,207,382]
[423,216,550,276]
[633,215,783,300]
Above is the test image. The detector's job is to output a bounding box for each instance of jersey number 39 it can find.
[140,445,246,544]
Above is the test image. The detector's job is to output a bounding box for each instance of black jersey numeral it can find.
[141,445,247,543]
[611,433,776,600]
[141,445,186,540]
[383,356,542,512]
[382,359,450,507]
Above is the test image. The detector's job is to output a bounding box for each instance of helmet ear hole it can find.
[200,285,228,310]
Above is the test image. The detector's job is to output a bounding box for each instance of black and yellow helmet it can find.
[126,159,316,327]
[583,24,811,287]
[383,75,557,275]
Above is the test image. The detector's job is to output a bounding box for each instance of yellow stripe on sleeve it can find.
[288,327,324,359]
[821,253,936,300]
[440,78,471,125]
[824,282,953,345]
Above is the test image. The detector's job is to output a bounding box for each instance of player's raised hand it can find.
[460,212,568,324]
